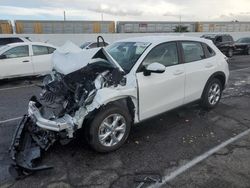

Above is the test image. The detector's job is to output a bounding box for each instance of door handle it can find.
[173,70,184,75]
[205,63,214,68]
[22,60,30,63]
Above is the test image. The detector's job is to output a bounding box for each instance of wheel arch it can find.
[201,71,226,98]
[84,95,137,126]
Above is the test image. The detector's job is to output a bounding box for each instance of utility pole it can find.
[179,14,182,33]
[101,12,104,21]
[64,11,66,21]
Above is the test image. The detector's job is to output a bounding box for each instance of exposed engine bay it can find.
[9,42,130,179]
[40,57,125,124]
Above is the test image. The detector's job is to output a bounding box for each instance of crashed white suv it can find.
[10,36,229,176]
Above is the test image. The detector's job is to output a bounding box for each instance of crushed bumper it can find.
[28,101,75,138]
[9,115,56,179]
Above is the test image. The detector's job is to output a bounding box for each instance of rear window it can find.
[32,45,56,56]
[181,42,205,63]
[203,43,216,58]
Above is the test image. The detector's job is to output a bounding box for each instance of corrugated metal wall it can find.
[15,20,115,34]
[116,21,196,33]
[196,22,250,32]
[0,20,13,34]
[1,20,250,34]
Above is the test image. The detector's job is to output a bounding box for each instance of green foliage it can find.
[174,25,189,32]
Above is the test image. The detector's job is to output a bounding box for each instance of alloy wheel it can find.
[208,83,221,105]
[98,113,126,147]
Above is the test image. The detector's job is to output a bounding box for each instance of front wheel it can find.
[87,104,131,152]
[201,78,222,109]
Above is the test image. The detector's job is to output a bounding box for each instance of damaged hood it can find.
[52,41,124,75]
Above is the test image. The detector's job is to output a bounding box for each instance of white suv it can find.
[10,36,229,174]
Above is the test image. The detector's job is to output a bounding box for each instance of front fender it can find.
[86,87,139,122]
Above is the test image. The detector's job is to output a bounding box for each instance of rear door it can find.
[31,45,56,74]
[136,42,185,120]
[181,41,217,104]
[0,45,33,79]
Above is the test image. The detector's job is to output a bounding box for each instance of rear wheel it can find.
[87,104,131,152]
[201,78,222,109]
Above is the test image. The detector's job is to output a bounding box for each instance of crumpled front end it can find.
[9,114,57,179]
[9,44,130,179]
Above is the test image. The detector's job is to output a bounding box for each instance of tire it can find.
[201,78,222,109]
[87,104,131,152]
[227,48,233,57]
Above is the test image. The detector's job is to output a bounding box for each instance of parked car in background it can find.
[0,37,31,47]
[80,41,109,49]
[201,34,235,57]
[234,37,250,55]
[0,42,56,79]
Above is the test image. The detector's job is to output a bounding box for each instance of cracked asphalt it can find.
[0,55,250,188]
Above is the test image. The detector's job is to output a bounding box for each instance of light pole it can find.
[101,12,104,21]
[179,15,182,33]
[64,11,66,21]
[164,13,183,32]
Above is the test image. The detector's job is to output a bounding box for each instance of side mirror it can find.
[143,62,166,76]
[0,54,6,59]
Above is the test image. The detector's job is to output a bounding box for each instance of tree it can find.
[174,25,189,32]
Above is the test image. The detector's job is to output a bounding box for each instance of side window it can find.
[89,43,98,48]
[181,42,205,63]
[229,36,234,42]
[142,42,179,67]
[2,46,29,59]
[222,36,228,42]
[216,36,222,43]
[48,47,56,54]
[32,45,49,56]
[203,43,216,58]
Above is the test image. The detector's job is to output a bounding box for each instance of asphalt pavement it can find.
[0,55,250,188]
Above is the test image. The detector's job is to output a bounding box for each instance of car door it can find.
[31,45,55,74]
[0,45,33,79]
[181,41,217,104]
[136,42,185,120]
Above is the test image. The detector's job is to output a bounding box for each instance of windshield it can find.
[80,42,91,49]
[106,42,150,73]
[236,38,250,43]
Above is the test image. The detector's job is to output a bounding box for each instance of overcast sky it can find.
[1,0,250,22]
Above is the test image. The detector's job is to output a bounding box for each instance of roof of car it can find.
[7,42,56,48]
[202,34,232,37]
[117,35,211,45]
